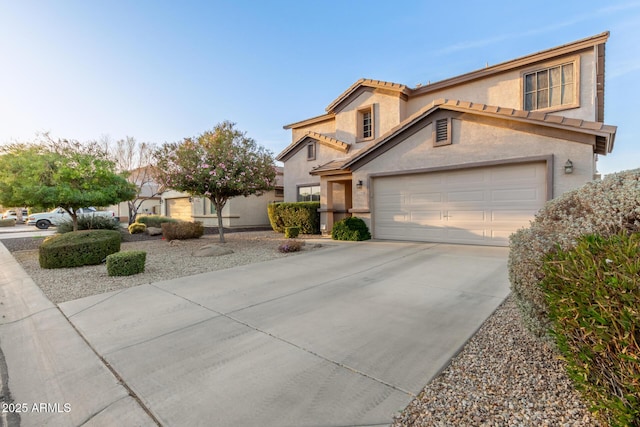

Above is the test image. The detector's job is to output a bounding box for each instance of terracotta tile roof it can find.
[325,78,411,113]
[283,113,335,130]
[310,159,350,174]
[338,99,617,171]
[275,131,350,162]
[410,32,609,97]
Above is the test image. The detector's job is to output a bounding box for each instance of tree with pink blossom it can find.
[155,121,276,242]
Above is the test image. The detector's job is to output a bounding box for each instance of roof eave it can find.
[411,31,610,97]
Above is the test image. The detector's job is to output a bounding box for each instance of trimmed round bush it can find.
[39,230,121,269]
[106,251,146,276]
[509,168,640,337]
[128,222,147,234]
[56,215,120,234]
[284,226,300,239]
[331,217,371,241]
[136,215,178,228]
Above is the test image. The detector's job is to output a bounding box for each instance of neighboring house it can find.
[276,32,617,246]
[161,167,284,227]
[108,166,163,222]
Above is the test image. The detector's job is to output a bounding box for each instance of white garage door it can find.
[166,198,192,221]
[372,162,546,246]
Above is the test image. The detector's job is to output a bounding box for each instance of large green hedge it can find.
[509,169,640,337]
[39,230,121,269]
[268,202,320,234]
[542,233,639,426]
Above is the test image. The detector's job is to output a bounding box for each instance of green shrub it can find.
[268,202,320,234]
[278,240,303,253]
[128,222,147,234]
[0,219,15,227]
[542,233,640,427]
[509,169,640,337]
[106,251,146,276]
[284,226,300,239]
[136,215,178,228]
[161,221,204,241]
[39,230,121,269]
[56,215,120,234]
[331,217,371,241]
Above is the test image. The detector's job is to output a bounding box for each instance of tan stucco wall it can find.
[161,190,281,227]
[406,51,597,122]
[335,90,404,146]
[283,141,332,202]
[291,119,336,143]
[351,118,596,217]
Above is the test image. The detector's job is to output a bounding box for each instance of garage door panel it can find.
[445,169,487,185]
[447,228,486,241]
[447,210,485,221]
[409,192,443,204]
[447,190,486,202]
[166,198,192,222]
[410,211,442,223]
[491,188,540,202]
[372,162,546,246]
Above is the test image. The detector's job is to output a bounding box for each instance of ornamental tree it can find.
[155,121,276,242]
[0,139,137,231]
[106,136,165,224]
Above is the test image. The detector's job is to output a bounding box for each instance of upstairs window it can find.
[357,105,374,141]
[524,62,575,111]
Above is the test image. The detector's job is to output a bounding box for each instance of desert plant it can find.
[284,226,300,239]
[39,230,121,269]
[128,222,147,234]
[331,217,371,241]
[509,169,640,337]
[135,215,178,228]
[268,202,320,234]
[56,215,120,234]
[542,233,640,427]
[0,219,15,227]
[106,250,147,276]
[161,221,204,241]
[278,240,303,253]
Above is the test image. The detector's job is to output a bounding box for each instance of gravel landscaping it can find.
[2,231,600,426]
[6,230,326,304]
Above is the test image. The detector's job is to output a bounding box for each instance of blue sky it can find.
[1,1,639,175]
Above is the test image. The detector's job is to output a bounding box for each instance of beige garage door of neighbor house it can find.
[372,162,547,246]
[166,198,192,222]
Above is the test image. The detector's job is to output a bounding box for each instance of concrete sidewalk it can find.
[0,242,155,426]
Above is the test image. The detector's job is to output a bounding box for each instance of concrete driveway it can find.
[55,240,509,426]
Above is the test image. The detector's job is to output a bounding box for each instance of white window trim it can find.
[356,104,375,142]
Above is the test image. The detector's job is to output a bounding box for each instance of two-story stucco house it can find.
[276,32,617,246]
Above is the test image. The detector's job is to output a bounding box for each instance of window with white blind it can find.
[524,62,576,111]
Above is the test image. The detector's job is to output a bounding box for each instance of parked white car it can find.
[2,209,28,222]
[27,207,116,229]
